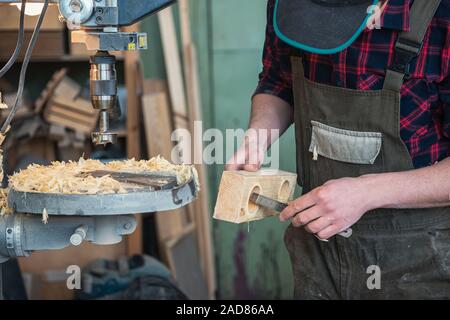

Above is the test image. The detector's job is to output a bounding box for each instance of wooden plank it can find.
[141,82,189,243]
[157,4,211,297]
[46,114,93,134]
[157,6,195,223]
[142,90,173,158]
[157,7,188,118]
[124,23,143,161]
[214,170,297,223]
[53,76,81,100]
[47,105,97,125]
[35,68,67,114]
[51,97,97,115]
[179,0,216,298]
[124,23,144,255]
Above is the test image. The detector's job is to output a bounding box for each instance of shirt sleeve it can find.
[440,20,450,140]
[253,0,294,106]
[441,76,450,139]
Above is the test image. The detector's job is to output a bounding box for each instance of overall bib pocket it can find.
[309,120,383,165]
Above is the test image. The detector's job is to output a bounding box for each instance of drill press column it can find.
[90,51,119,145]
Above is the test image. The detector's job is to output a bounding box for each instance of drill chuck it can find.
[90,51,119,145]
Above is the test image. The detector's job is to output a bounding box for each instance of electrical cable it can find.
[1,0,49,134]
[0,0,27,78]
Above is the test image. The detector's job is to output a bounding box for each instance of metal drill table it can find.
[7,178,198,216]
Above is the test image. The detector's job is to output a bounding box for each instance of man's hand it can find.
[225,94,293,172]
[280,177,374,240]
[225,134,265,172]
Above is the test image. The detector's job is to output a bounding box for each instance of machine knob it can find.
[70,225,88,246]
[59,0,94,26]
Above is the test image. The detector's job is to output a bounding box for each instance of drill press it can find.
[0,0,188,298]
[58,0,176,145]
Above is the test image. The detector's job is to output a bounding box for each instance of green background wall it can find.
[141,0,297,299]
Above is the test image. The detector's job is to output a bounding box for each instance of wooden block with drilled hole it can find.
[213,170,297,223]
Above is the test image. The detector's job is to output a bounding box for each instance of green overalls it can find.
[284,0,450,299]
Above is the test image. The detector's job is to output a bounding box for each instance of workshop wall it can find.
[141,0,297,299]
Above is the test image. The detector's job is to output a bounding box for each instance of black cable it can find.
[1,0,49,134]
[0,0,27,78]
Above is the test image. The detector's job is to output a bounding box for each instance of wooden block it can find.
[53,76,81,101]
[45,113,94,134]
[214,170,297,224]
[51,97,97,116]
[35,68,68,114]
[44,77,99,134]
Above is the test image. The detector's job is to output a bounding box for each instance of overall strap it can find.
[383,0,441,92]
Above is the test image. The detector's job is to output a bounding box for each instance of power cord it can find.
[1,0,49,134]
[0,0,27,78]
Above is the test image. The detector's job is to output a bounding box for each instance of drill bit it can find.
[92,110,118,145]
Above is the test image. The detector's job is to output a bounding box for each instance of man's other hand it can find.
[280,177,375,239]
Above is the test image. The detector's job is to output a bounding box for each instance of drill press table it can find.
[7,177,198,216]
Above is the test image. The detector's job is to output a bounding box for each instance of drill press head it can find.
[90,51,118,145]
[56,0,177,145]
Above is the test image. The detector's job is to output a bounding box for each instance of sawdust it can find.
[0,188,11,216]
[42,208,49,224]
[9,155,198,195]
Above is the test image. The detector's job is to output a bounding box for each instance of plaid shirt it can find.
[255,0,450,169]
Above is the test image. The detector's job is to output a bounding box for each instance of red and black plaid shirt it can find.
[255,0,450,169]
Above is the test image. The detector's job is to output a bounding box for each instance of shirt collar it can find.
[379,0,411,31]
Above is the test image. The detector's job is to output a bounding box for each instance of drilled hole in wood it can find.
[247,185,261,215]
[278,180,291,202]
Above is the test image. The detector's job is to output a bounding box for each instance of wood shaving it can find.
[42,208,49,224]
[9,155,198,195]
[0,188,12,216]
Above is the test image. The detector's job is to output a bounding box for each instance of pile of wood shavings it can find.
[9,156,198,195]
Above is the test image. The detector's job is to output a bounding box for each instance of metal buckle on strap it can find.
[388,38,422,79]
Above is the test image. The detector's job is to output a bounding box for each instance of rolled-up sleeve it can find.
[254,0,294,106]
